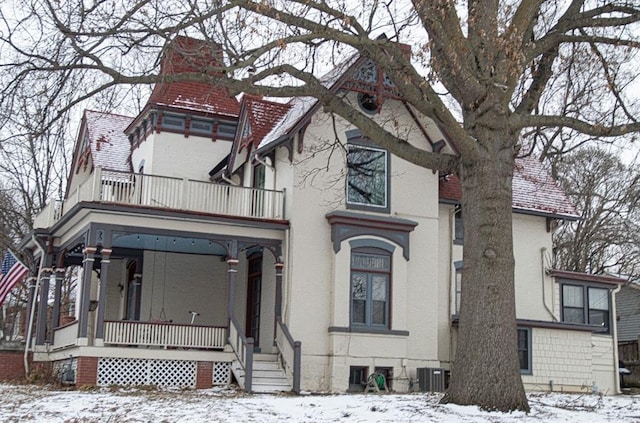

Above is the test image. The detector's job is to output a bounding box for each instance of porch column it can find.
[94,248,112,345]
[226,258,239,321]
[35,268,52,346]
[24,278,36,348]
[274,261,284,319]
[77,246,97,344]
[50,268,65,331]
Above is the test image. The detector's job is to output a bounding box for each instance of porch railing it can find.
[33,167,286,229]
[275,317,301,394]
[228,316,253,393]
[52,321,79,350]
[103,321,226,349]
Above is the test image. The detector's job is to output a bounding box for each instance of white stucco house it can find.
[22,36,625,394]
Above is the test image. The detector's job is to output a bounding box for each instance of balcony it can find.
[33,167,286,228]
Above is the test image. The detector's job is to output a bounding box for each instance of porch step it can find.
[232,353,291,394]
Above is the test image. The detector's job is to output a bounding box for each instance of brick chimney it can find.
[160,36,224,76]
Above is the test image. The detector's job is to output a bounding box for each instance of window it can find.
[453,261,463,315]
[346,145,388,210]
[351,249,391,328]
[561,284,610,332]
[348,366,368,391]
[454,206,464,244]
[358,93,379,113]
[517,328,531,374]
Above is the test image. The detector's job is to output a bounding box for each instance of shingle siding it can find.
[616,285,640,342]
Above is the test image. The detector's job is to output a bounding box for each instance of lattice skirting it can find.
[213,361,231,385]
[97,357,196,388]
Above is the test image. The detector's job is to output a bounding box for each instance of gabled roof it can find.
[439,155,579,219]
[218,95,293,177]
[239,95,292,152]
[83,110,134,172]
[256,54,362,151]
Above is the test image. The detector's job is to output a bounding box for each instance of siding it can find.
[616,284,640,342]
[521,328,616,394]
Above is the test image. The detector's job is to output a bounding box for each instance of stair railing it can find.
[228,316,254,393]
[275,316,301,394]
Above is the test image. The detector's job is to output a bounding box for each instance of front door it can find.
[246,253,262,350]
[125,260,141,320]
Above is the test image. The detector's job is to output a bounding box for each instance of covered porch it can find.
[29,224,300,392]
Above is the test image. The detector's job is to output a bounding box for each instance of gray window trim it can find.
[326,211,417,260]
[350,247,391,329]
[560,282,611,334]
[328,326,409,336]
[517,327,532,375]
[345,136,391,214]
[349,239,395,254]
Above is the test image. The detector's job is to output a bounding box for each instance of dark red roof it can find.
[240,96,292,151]
[148,81,239,117]
[439,155,578,219]
[148,36,240,117]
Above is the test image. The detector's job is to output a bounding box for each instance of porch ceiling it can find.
[112,233,228,256]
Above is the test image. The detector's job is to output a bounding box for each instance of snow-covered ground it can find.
[2,383,640,422]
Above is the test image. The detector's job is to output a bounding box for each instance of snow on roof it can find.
[149,81,240,117]
[439,155,579,219]
[241,96,292,150]
[258,54,361,149]
[84,110,134,172]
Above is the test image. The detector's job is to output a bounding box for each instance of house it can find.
[615,283,640,386]
[20,36,625,394]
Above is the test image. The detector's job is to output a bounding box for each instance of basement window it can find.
[348,366,368,391]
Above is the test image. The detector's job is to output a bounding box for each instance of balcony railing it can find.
[34,167,286,228]
[103,320,226,349]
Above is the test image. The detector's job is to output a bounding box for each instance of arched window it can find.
[350,247,391,328]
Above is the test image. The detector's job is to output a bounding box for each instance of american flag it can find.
[0,250,29,307]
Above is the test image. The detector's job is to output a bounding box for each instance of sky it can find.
[2,383,640,422]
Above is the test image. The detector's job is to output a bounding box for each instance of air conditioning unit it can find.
[417,367,446,392]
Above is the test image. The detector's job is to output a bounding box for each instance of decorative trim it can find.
[516,318,609,333]
[349,238,395,254]
[326,211,417,260]
[548,269,626,285]
[451,315,606,333]
[328,326,409,337]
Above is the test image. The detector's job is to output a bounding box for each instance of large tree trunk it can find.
[441,138,529,412]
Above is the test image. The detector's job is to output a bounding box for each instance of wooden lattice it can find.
[97,357,196,388]
[213,361,231,385]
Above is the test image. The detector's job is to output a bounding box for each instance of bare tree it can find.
[1,0,639,411]
[553,147,640,281]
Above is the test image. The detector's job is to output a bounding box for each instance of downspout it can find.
[448,206,456,366]
[540,247,557,321]
[253,154,272,169]
[221,172,239,186]
[24,235,46,377]
[612,283,623,394]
